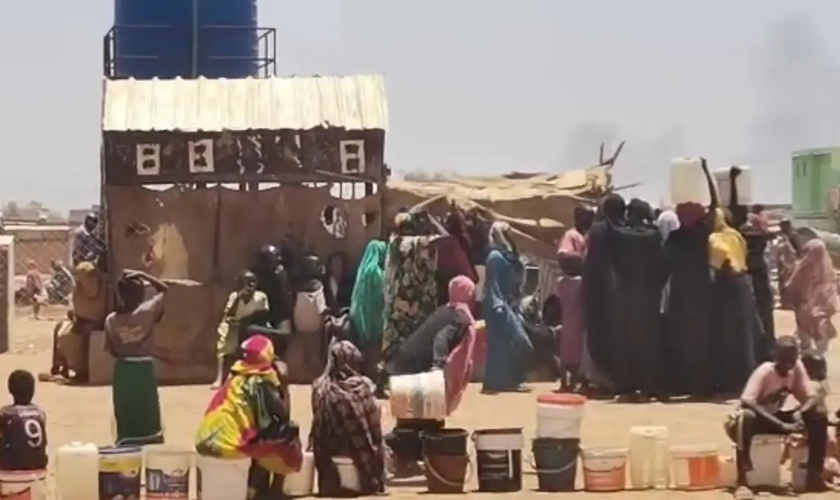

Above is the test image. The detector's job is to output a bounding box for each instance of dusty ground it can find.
[3,307,838,499]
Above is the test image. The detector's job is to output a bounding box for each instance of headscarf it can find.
[787,239,839,320]
[349,241,387,346]
[232,335,279,381]
[311,341,383,492]
[485,246,517,310]
[656,210,680,241]
[488,221,515,255]
[447,275,476,322]
[708,208,747,272]
[600,194,626,225]
[444,276,477,413]
[627,198,654,227]
[675,202,706,228]
[196,334,298,474]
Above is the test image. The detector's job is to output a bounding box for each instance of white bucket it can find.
[746,434,783,487]
[284,452,315,497]
[0,469,47,500]
[670,445,720,490]
[788,445,808,492]
[536,403,584,439]
[581,448,627,492]
[473,429,524,451]
[196,455,250,500]
[144,446,192,499]
[332,457,360,492]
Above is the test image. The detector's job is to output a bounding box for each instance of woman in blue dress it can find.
[481,222,533,393]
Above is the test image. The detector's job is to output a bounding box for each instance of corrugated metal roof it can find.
[102,74,389,132]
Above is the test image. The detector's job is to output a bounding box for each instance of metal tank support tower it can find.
[104,0,276,79]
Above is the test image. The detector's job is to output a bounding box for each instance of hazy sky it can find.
[3,0,840,209]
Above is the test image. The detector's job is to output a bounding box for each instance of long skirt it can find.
[481,305,533,392]
[710,272,759,394]
[113,357,164,446]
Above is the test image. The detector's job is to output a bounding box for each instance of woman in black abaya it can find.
[582,194,625,392]
[661,159,718,398]
[613,199,666,401]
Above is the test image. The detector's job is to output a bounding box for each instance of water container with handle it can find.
[56,442,100,500]
[714,166,752,206]
[628,426,669,489]
[670,157,712,205]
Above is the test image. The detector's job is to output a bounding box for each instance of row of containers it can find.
[0,393,806,498]
[413,393,807,495]
[2,443,260,500]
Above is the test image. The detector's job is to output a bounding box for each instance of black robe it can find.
[613,225,666,395]
[582,220,621,388]
[662,223,714,397]
[710,268,759,394]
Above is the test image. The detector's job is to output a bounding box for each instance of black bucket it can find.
[386,421,445,462]
[420,428,469,456]
[532,437,580,492]
[473,428,523,492]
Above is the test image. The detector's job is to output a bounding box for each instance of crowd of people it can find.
[4,165,840,498]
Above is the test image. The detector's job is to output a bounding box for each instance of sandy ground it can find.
[2,307,838,499]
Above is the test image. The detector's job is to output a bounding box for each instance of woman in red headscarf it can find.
[382,275,478,474]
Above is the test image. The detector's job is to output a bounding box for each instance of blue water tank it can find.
[112,0,259,79]
[197,0,260,78]
[113,0,192,78]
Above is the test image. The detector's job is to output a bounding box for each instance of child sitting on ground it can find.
[0,370,48,471]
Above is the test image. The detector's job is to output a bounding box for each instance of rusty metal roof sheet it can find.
[102,74,388,132]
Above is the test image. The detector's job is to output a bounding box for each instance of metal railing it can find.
[103,24,277,79]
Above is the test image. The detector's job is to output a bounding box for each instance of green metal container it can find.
[791,147,840,232]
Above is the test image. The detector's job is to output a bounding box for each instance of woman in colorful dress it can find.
[382,213,440,359]
[196,335,302,499]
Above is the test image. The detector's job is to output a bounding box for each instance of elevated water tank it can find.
[197,0,259,78]
[113,0,192,78]
[112,0,259,79]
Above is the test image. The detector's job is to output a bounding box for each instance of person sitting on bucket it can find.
[309,340,385,496]
[725,336,830,499]
[195,335,302,499]
[0,370,48,472]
